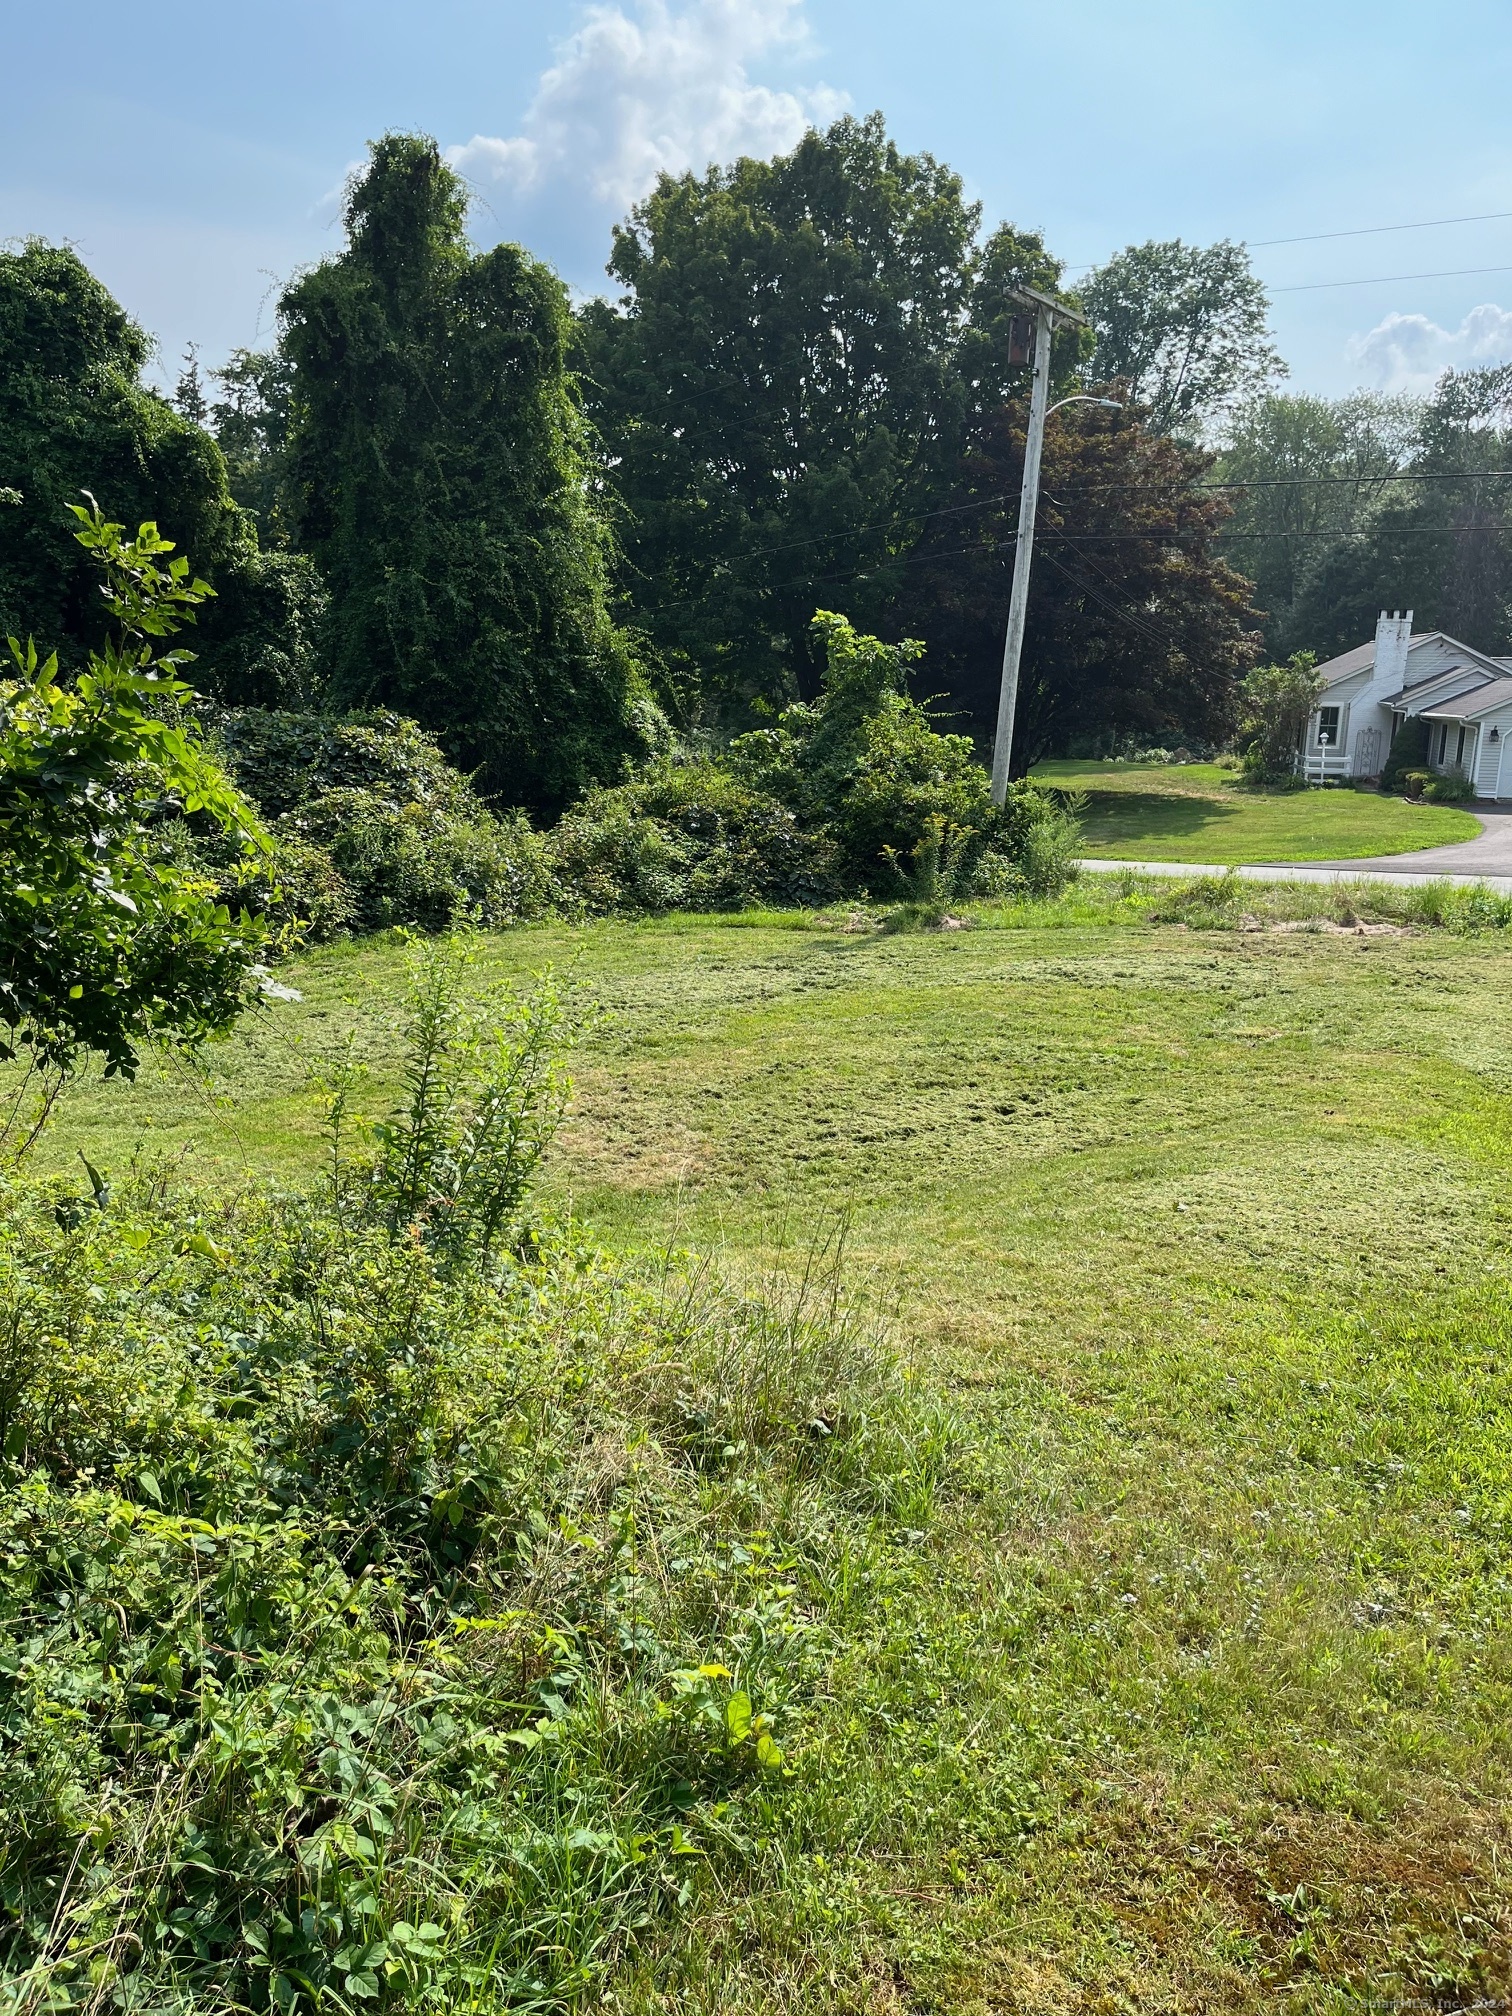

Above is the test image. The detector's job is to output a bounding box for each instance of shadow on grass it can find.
[1077,788,1242,846]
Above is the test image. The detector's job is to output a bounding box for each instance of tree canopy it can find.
[0,240,320,708]
[576,114,989,712]
[1213,390,1419,650]
[1081,239,1284,439]
[1271,367,1512,659]
[279,134,657,811]
[896,400,1260,768]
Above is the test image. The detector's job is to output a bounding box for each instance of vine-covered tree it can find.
[1081,239,1284,439]
[0,240,320,706]
[280,134,656,810]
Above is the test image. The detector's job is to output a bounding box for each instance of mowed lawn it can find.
[1035,758,1481,863]
[32,911,1512,2011]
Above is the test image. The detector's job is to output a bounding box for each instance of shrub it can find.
[211,707,480,820]
[729,612,997,888]
[1423,767,1474,802]
[209,710,558,935]
[335,936,585,1276]
[280,788,549,934]
[0,505,271,1086]
[1236,652,1322,784]
[549,762,839,915]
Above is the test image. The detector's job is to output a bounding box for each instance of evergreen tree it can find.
[280,135,655,810]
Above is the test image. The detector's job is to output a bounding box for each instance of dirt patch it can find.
[1263,919,1411,937]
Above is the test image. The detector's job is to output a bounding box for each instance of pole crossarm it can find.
[1003,283,1091,332]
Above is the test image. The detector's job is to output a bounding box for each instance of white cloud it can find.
[1347,302,1512,393]
[446,0,846,215]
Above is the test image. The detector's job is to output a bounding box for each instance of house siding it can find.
[1475,707,1512,796]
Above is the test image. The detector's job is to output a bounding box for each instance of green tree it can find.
[1081,239,1284,438]
[0,240,321,708]
[1215,390,1420,648]
[897,399,1260,769]
[1,503,271,1087]
[1235,651,1322,782]
[279,134,655,811]
[1283,365,1512,658]
[209,347,297,546]
[576,114,984,715]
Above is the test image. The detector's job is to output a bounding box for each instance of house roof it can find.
[1316,628,1510,695]
[1314,641,1376,686]
[1419,677,1512,721]
[1378,664,1495,706]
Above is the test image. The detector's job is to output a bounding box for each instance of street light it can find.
[988,282,1121,805]
[1047,394,1124,420]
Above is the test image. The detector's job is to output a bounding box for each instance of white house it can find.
[1303,610,1512,797]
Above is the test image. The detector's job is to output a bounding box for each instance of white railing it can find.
[1301,746,1351,784]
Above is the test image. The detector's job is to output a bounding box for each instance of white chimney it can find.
[1374,609,1413,693]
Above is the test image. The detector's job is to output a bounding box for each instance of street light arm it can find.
[1045,394,1124,418]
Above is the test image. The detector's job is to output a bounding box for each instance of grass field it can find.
[28,895,1512,2010]
[1033,759,1480,863]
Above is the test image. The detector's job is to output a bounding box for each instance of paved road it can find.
[1078,802,1512,895]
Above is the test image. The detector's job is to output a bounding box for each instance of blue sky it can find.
[6,0,1512,402]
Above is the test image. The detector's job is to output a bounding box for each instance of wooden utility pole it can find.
[990,285,1093,806]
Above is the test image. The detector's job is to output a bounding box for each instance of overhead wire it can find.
[1272,263,1512,293]
[1065,205,1512,274]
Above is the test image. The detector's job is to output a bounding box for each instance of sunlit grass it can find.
[23,906,1512,2008]
[1033,757,1479,863]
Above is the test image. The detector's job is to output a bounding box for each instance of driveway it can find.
[1280,802,1512,878]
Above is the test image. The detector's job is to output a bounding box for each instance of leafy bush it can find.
[212,708,479,820]
[283,789,551,934]
[548,761,839,915]
[1236,652,1322,784]
[1423,767,1474,802]
[729,613,999,888]
[0,505,270,1086]
[0,1001,956,2011]
[992,781,1083,898]
[208,710,557,936]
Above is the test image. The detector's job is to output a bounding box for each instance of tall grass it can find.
[0,999,958,2013]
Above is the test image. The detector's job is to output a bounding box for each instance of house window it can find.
[1317,705,1341,748]
[1436,722,1449,764]
[1457,726,1467,766]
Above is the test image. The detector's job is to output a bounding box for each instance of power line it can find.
[634,513,1512,617]
[1067,208,1512,274]
[631,467,1512,597]
[1250,209,1512,249]
[1272,263,1512,294]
